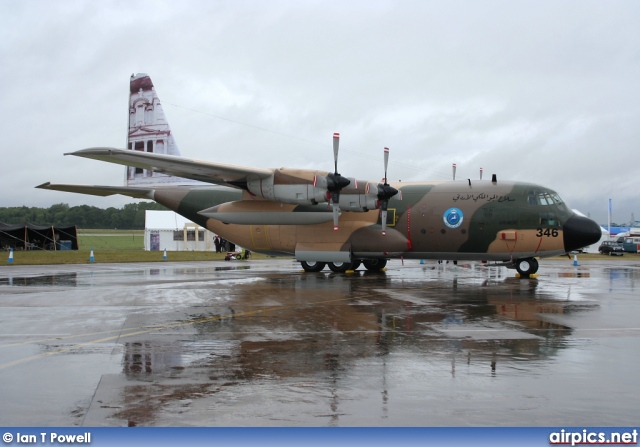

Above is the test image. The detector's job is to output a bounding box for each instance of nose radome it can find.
[563,214,602,252]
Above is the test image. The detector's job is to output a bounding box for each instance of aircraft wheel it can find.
[328,262,351,273]
[363,259,387,272]
[515,258,538,276]
[300,261,326,272]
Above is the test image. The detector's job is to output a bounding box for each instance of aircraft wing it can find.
[36,182,155,199]
[67,147,273,189]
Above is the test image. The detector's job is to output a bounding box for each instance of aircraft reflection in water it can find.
[114,264,598,426]
[38,73,603,276]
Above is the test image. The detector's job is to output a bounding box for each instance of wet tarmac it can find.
[0,258,638,426]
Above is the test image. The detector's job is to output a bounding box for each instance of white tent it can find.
[144,210,215,251]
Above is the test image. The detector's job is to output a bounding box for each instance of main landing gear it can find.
[300,259,387,273]
[300,261,326,272]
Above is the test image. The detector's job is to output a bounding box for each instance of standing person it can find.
[214,236,221,253]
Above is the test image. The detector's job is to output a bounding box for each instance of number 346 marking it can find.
[536,228,559,237]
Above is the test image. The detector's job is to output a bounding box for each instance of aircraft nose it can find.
[563,214,602,252]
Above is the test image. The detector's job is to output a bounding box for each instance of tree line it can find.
[0,202,168,229]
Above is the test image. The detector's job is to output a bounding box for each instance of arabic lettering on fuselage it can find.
[452,193,515,203]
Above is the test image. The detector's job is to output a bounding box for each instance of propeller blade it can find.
[331,190,340,231]
[377,146,398,234]
[327,132,350,230]
[381,209,388,236]
[333,132,340,174]
[384,147,389,184]
[453,163,457,181]
[331,190,341,231]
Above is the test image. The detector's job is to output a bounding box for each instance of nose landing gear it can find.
[515,257,539,277]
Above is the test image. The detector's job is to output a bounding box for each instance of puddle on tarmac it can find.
[101,263,617,425]
[2,260,638,426]
[0,273,78,287]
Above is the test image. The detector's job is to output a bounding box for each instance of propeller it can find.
[377,147,399,235]
[326,133,350,231]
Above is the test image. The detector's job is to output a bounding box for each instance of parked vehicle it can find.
[616,236,640,253]
[598,240,625,256]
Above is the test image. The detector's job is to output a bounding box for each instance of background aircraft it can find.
[38,74,602,276]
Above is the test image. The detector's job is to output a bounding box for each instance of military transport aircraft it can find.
[38,74,602,276]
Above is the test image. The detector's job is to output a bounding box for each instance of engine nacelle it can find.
[247,169,327,205]
[246,169,381,211]
[338,181,379,211]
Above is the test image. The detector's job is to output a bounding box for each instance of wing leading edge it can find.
[67,147,273,189]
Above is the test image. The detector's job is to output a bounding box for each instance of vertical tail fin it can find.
[126,73,199,186]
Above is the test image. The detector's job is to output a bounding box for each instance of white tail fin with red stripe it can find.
[126,73,199,187]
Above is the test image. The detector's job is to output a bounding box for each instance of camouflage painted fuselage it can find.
[151,178,589,263]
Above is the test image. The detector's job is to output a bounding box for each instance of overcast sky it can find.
[1,0,638,224]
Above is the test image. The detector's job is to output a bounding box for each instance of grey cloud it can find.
[1,0,638,224]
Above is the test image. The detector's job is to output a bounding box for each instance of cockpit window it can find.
[540,193,552,205]
[529,189,567,225]
[528,190,565,207]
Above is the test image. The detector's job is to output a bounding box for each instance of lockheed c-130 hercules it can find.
[38,73,601,276]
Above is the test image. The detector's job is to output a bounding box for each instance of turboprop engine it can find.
[244,133,399,232]
[246,170,379,210]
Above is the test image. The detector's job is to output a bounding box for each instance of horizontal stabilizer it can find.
[36,182,155,200]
